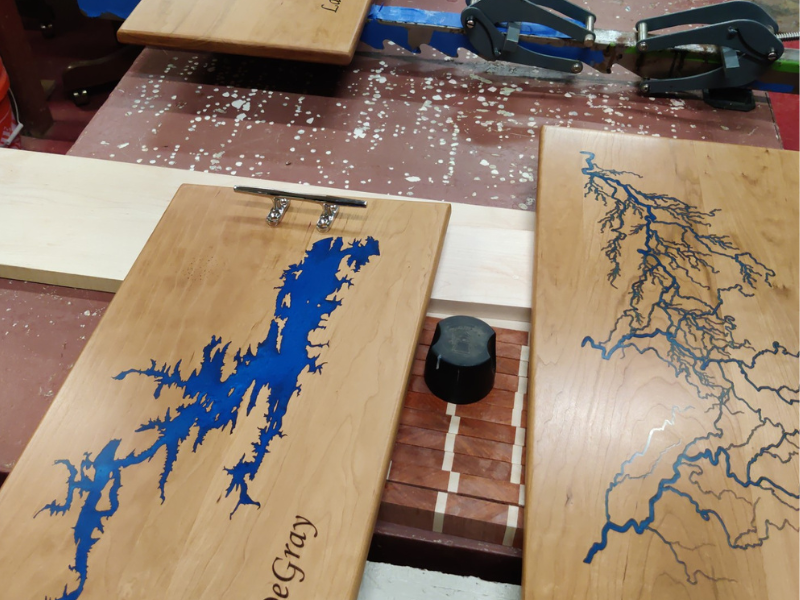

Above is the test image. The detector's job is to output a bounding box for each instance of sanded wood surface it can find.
[524,128,799,599]
[0,184,449,600]
[0,149,533,325]
[117,0,370,64]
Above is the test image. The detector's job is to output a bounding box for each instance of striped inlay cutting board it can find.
[379,317,529,549]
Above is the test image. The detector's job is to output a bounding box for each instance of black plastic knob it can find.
[424,316,496,405]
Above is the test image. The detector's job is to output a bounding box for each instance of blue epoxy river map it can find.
[577,151,798,585]
[36,237,380,600]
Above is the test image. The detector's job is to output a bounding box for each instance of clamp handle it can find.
[462,0,596,73]
[635,1,783,94]
[636,1,778,38]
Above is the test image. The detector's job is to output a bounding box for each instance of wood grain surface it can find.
[524,127,799,599]
[0,149,533,325]
[117,0,371,64]
[0,185,449,600]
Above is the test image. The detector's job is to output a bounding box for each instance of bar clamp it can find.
[461,0,596,73]
[635,1,784,94]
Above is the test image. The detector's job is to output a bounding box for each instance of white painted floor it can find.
[358,561,521,600]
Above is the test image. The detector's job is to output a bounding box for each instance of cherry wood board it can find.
[0,184,449,600]
[525,127,799,599]
[117,0,371,64]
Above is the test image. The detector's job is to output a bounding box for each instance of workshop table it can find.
[1,0,796,584]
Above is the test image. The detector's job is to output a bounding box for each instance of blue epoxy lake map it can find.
[577,151,798,586]
[36,236,380,600]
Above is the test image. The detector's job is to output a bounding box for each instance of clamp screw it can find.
[571,62,582,74]
[466,17,475,29]
[493,47,502,57]
[640,82,650,93]
[637,41,647,52]
[727,26,738,38]
[767,48,777,61]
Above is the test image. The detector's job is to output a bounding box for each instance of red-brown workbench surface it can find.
[69,44,781,212]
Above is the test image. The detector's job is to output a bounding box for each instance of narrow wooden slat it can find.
[379,481,524,549]
[388,462,521,506]
[389,443,520,484]
[525,127,799,599]
[400,407,520,445]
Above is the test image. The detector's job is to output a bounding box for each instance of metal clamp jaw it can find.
[635,1,784,94]
[461,0,596,73]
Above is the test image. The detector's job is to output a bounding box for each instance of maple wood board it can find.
[0,149,533,325]
[524,127,799,599]
[117,0,370,64]
[0,184,449,600]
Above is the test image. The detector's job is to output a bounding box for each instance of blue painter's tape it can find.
[753,81,796,94]
[368,5,464,29]
[367,5,571,38]
[363,5,604,65]
[77,0,139,19]
[362,6,472,56]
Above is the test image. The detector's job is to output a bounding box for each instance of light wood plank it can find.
[0,149,533,323]
[524,127,799,599]
[117,0,371,64]
[0,184,449,600]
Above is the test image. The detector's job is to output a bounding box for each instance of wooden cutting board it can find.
[117,0,371,64]
[0,185,449,600]
[524,127,799,599]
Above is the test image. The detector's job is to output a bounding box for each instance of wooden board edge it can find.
[538,125,800,159]
[0,265,120,294]
[347,200,451,597]
[116,29,356,65]
[343,0,375,62]
[520,127,550,596]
